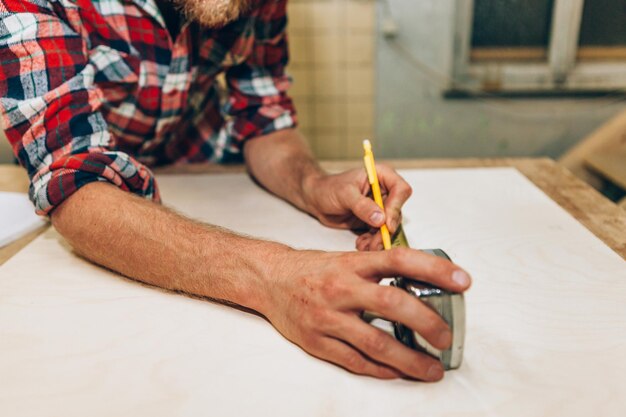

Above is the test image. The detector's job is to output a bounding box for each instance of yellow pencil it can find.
[362,139,392,250]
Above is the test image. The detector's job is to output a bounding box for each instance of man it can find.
[0,0,471,381]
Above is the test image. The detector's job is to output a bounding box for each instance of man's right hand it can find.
[263,248,472,381]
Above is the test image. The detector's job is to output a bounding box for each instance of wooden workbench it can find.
[1,158,625,265]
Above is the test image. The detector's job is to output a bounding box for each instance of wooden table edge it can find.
[1,158,624,266]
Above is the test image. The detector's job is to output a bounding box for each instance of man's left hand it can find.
[303,165,412,251]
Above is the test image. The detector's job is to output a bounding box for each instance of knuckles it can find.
[342,350,367,374]
[374,287,403,312]
[387,247,458,286]
[318,273,352,303]
[291,277,347,332]
[388,247,411,266]
[403,182,413,197]
[310,307,340,332]
[298,332,321,351]
[361,331,390,356]
[338,252,361,269]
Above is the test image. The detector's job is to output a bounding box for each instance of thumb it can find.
[342,188,386,228]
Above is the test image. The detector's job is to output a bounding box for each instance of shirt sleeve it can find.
[0,0,158,216]
[223,0,297,146]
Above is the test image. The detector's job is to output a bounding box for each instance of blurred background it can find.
[2,0,625,203]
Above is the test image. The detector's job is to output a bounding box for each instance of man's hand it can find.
[263,248,472,381]
[302,165,412,251]
[246,129,474,380]
[243,129,412,251]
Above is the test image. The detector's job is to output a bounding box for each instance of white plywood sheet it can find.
[1,168,625,417]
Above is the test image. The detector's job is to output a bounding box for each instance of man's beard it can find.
[175,0,252,28]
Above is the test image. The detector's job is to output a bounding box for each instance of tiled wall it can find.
[287,0,376,159]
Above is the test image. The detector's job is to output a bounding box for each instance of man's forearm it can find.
[51,182,290,312]
[243,128,324,213]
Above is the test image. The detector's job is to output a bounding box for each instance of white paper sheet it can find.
[0,168,625,417]
[0,191,46,248]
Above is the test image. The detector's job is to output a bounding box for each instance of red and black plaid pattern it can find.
[0,0,296,214]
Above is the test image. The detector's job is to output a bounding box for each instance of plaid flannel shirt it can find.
[0,0,296,214]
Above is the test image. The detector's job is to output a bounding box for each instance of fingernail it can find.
[452,270,470,287]
[370,211,384,225]
[437,329,452,349]
[427,364,444,381]
[376,244,384,251]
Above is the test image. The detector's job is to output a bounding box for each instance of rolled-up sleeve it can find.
[223,0,297,145]
[0,0,157,215]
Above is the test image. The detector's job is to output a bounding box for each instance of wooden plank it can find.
[559,108,626,186]
[470,46,626,62]
[585,149,626,190]
[517,160,626,258]
[470,47,547,62]
[468,45,626,64]
[578,46,626,61]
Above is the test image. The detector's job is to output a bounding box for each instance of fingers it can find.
[320,213,369,231]
[330,165,409,234]
[328,316,444,381]
[377,165,412,233]
[352,284,452,350]
[310,336,402,379]
[356,230,384,251]
[356,234,368,251]
[350,165,410,238]
[338,184,387,229]
[357,248,472,292]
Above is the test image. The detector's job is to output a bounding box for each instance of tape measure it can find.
[378,224,466,370]
[391,224,410,248]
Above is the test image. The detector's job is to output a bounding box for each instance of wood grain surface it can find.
[560,108,626,186]
[1,168,624,417]
[585,149,626,190]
